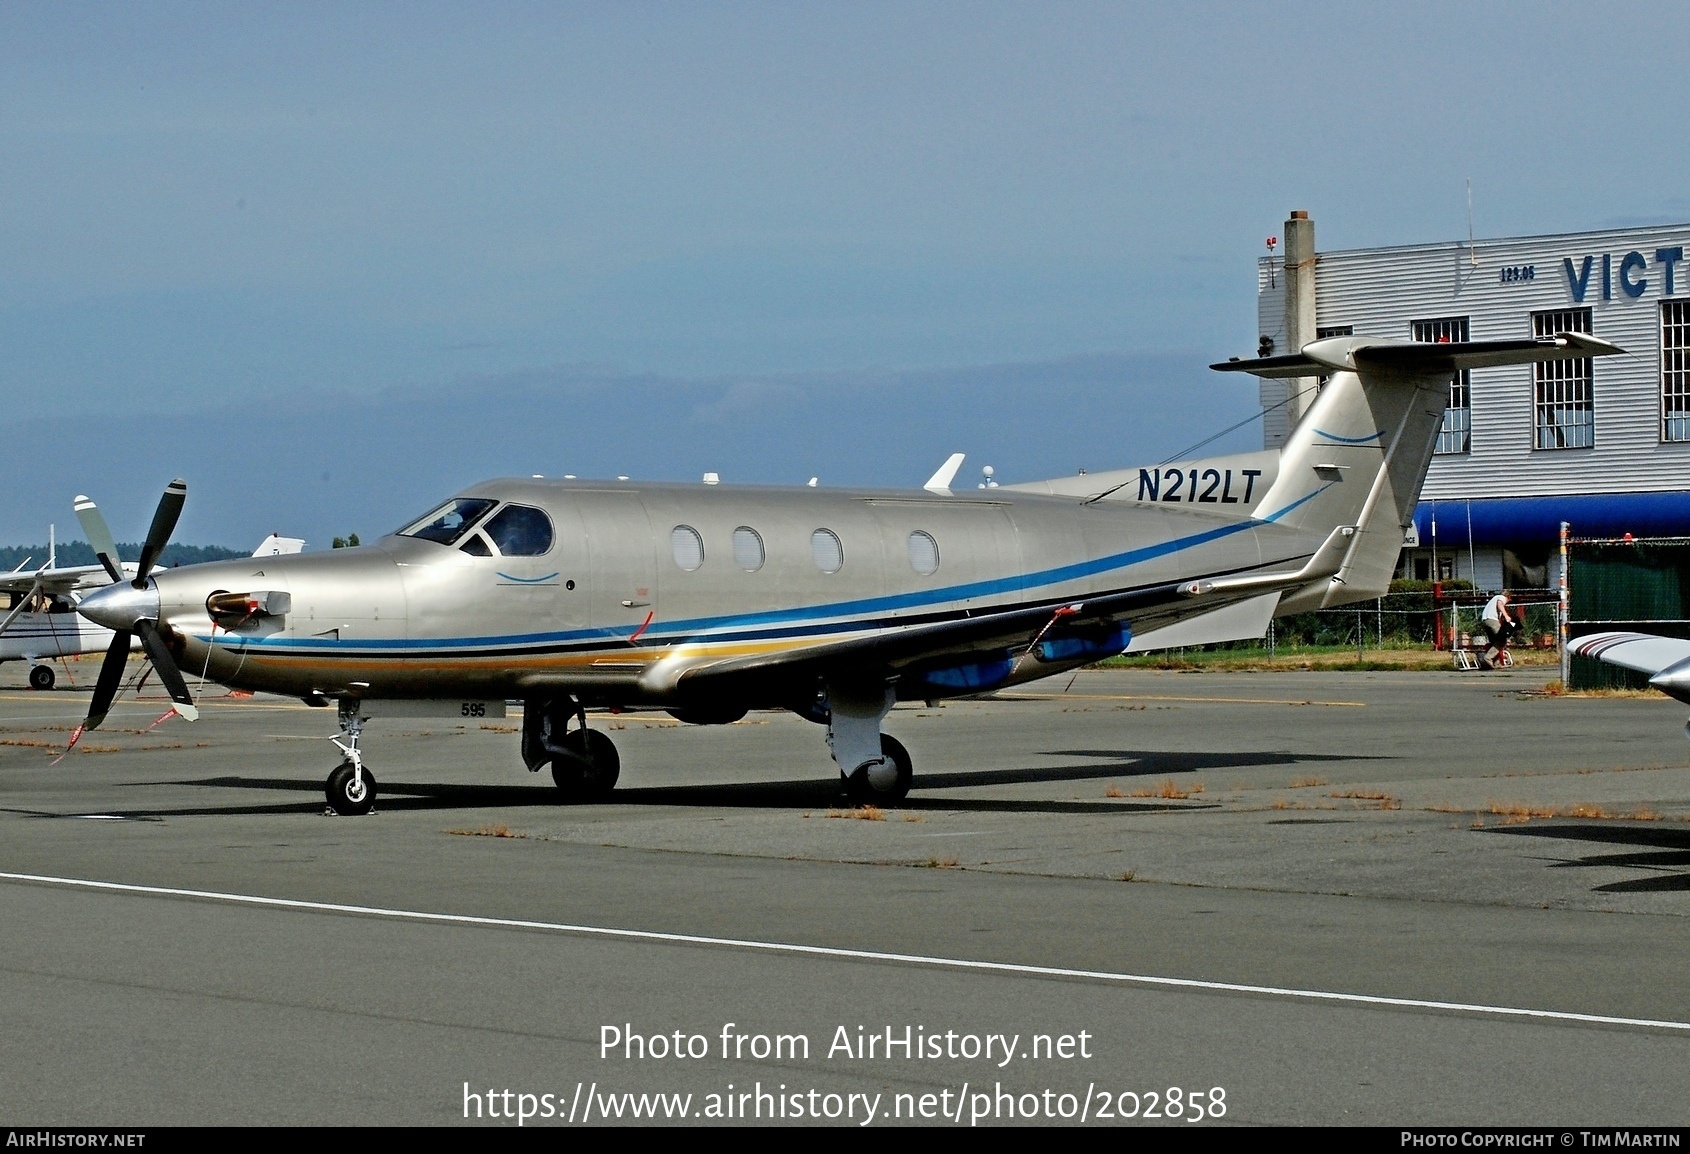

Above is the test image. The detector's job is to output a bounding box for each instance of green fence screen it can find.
[1568,539,1690,690]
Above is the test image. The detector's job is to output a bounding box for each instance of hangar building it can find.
[1257,212,1690,590]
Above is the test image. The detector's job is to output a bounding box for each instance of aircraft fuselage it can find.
[137,478,1325,708]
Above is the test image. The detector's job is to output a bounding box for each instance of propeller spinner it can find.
[73,480,198,731]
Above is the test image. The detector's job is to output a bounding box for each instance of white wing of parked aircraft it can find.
[1567,631,1690,711]
[0,551,140,688]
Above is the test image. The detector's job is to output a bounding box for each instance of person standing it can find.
[1480,590,1515,669]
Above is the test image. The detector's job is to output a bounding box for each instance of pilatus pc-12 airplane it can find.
[72,332,1620,814]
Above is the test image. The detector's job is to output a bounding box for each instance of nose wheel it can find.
[325,700,376,815]
[327,760,377,816]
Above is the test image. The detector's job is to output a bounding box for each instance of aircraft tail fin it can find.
[1213,333,1624,608]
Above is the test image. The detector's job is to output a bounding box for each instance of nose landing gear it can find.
[325,700,376,816]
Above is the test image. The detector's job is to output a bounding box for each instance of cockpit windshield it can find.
[398,498,498,545]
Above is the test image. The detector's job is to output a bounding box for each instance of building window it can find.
[1664,300,1690,442]
[1315,324,1352,391]
[1412,317,1471,455]
[1532,308,1594,449]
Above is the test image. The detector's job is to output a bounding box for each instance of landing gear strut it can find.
[325,699,377,816]
[523,695,620,802]
[826,680,913,804]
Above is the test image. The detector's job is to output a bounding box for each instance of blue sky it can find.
[3,2,1687,544]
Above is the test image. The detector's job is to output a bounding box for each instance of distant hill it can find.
[0,542,247,571]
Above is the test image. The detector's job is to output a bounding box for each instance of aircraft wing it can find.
[657,524,1356,699]
[0,563,119,597]
[662,577,1304,701]
[1568,631,1690,704]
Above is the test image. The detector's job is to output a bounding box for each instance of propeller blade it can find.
[135,479,187,584]
[74,495,124,584]
[86,629,133,730]
[136,619,197,721]
[0,578,42,638]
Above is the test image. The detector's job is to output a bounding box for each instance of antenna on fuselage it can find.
[923,453,965,495]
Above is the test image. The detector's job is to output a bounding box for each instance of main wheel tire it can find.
[551,729,620,801]
[842,734,913,804]
[326,761,377,816]
[28,665,54,691]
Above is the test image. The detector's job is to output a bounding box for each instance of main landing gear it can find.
[523,695,620,802]
[28,664,55,691]
[825,680,913,804]
[325,699,377,816]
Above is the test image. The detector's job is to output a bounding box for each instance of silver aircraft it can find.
[73,333,1621,814]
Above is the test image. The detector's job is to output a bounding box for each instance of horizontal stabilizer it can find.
[1212,332,1623,379]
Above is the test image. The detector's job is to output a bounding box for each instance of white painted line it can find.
[3,870,1686,1034]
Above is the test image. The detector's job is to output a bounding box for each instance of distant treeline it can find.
[0,542,247,571]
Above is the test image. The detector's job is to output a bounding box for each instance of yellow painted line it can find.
[1001,692,1367,708]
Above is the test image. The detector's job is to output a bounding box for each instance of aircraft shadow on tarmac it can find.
[1492,823,1690,892]
[78,747,1365,819]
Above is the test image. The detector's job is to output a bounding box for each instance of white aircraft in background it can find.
[1568,632,1690,737]
[0,529,304,689]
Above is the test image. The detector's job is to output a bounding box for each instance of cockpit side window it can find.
[483,504,554,556]
[398,498,498,546]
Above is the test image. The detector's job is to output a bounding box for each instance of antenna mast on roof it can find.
[1466,178,1478,268]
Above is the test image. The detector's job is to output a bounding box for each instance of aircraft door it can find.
[576,492,658,642]
[483,501,590,635]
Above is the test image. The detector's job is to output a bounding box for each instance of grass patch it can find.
[1482,801,1663,825]
[1290,776,1329,788]
[1102,642,1559,673]
[920,856,960,869]
[827,805,886,821]
[1330,788,1396,802]
[445,824,526,838]
[1128,779,1203,800]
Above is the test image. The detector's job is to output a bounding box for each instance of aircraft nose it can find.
[78,580,160,631]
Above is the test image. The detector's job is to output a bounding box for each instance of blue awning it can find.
[1412,492,1690,547]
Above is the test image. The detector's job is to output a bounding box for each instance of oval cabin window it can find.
[907,530,939,575]
[671,525,704,571]
[733,526,765,572]
[810,528,843,574]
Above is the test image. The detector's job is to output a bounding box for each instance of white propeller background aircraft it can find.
[70,332,1622,814]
